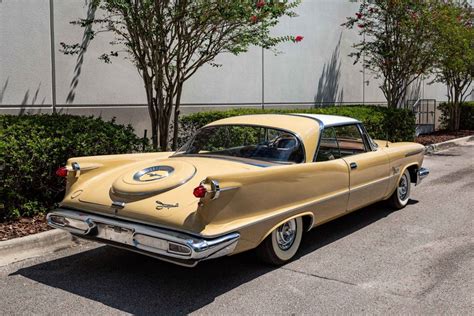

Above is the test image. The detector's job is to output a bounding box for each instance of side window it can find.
[316,127,341,161]
[334,124,367,157]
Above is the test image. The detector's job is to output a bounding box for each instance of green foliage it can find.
[0,114,143,220]
[342,0,438,108]
[432,1,473,82]
[178,106,416,146]
[62,0,302,150]
[439,102,474,130]
[431,1,473,130]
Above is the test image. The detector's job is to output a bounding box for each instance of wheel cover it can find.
[276,219,297,250]
[398,174,409,201]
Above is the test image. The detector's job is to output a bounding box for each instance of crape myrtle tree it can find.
[342,0,439,108]
[432,0,473,131]
[61,0,301,150]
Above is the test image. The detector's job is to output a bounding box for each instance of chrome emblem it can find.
[156,201,179,210]
[133,166,174,182]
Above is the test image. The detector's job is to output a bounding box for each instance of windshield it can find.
[174,125,305,164]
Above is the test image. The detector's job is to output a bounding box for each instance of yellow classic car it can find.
[48,114,429,267]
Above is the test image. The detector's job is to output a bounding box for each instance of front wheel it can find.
[256,217,303,265]
[389,169,411,209]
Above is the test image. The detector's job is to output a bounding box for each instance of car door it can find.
[313,127,350,223]
[333,124,390,212]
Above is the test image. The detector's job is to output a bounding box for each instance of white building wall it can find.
[1,0,464,136]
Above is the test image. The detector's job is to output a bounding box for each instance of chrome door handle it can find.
[350,162,358,169]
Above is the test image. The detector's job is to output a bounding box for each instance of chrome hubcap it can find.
[276,219,297,250]
[398,174,409,201]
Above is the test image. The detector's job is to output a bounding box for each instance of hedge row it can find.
[0,114,143,220]
[439,102,474,130]
[179,105,416,146]
[1,107,415,220]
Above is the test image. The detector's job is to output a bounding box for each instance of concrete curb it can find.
[0,229,76,266]
[425,135,474,154]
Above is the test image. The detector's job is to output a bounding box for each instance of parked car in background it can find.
[48,114,429,267]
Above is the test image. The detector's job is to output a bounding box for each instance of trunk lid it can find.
[66,156,259,232]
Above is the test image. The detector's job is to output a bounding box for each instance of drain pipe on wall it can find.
[49,0,57,113]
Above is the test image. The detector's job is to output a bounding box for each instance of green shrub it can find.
[179,106,416,146]
[0,114,143,220]
[439,102,474,130]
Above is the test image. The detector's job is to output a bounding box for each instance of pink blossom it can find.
[295,35,304,42]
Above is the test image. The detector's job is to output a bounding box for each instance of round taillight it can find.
[56,166,68,177]
[193,185,207,198]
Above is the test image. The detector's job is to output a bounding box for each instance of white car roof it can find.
[292,113,361,127]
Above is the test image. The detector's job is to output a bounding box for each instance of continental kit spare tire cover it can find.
[112,159,196,196]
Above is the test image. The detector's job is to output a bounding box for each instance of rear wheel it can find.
[389,169,411,209]
[257,217,303,265]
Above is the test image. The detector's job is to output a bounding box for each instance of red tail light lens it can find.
[56,166,68,177]
[193,185,207,198]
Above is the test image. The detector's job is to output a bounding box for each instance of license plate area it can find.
[96,223,134,245]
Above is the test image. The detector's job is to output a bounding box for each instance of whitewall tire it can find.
[389,169,411,209]
[257,217,303,265]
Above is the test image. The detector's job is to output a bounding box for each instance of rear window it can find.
[174,125,305,164]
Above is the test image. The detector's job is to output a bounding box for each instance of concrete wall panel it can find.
[0,0,52,106]
[2,0,468,136]
[54,0,145,105]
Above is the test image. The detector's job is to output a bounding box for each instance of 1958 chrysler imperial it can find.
[48,114,429,267]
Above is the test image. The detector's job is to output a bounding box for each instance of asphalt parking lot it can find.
[1,142,473,315]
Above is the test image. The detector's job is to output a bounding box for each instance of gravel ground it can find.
[415,130,474,145]
[0,215,50,241]
[0,141,473,315]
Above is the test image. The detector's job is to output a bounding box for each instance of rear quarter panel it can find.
[199,160,350,252]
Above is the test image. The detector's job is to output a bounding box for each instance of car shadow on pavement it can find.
[12,200,408,314]
[295,201,414,260]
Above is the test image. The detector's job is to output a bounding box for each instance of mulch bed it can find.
[0,214,51,241]
[415,130,474,146]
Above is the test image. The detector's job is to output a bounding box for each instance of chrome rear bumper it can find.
[416,167,430,185]
[47,208,239,267]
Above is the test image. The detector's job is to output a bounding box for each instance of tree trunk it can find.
[172,83,183,151]
[157,105,170,152]
[144,75,159,149]
[454,89,462,131]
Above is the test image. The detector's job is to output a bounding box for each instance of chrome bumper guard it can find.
[416,167,430,185]
[47,208,239,267]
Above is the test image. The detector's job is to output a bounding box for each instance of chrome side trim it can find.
[47,209,240,266]
[207,181,239,200]
[220,186,239,192]
[349,174,395,193]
